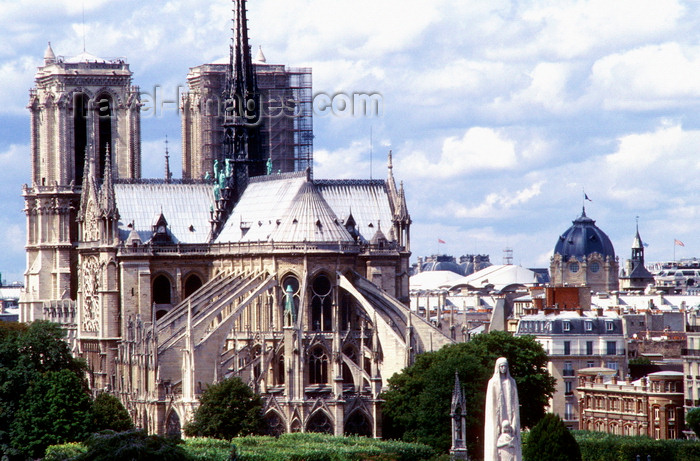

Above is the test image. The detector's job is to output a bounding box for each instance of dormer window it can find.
[585,321,593,332]
[563,321,571,332]
[606,321,614,332]
[151,213,173,244]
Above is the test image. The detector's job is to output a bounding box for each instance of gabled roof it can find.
[114,182,214,244]
[315,179,394,243]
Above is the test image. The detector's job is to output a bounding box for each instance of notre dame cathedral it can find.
[20,0,452,437]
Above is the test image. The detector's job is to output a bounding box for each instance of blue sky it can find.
[2,0,700,282]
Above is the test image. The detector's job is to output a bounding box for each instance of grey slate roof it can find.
[315,180,394,243]
[115,183,214,244]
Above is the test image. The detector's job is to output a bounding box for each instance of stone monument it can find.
[484,357,521,461]
[450,371,469,460]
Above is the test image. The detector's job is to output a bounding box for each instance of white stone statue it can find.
[484,357,521,461]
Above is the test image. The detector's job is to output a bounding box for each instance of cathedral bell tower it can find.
[21,43,140,322]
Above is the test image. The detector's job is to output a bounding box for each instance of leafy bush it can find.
[523,413,581,461]
[185,433,436,461]
[572,431,695,461]
[43,442,87,461]
[92,392,135,432]
[74,429,190,461]
[183,377,265,439]
[686,407,700,438]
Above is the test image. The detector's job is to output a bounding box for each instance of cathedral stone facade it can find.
[21,1,451,437]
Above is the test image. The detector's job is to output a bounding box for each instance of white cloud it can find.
[435,181,545,219]
[591,43,700,110]
[400,127,517,179]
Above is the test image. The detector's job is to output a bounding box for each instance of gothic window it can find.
[306,411,333,434]
[281,274,300,327]
[308,346,328,385]
[265,411,285,436]
[345,411,372,437]
[276,352,285,385]
[184,273,203,298]
[166,411,181,438]
[73,93,88,185]
[251,345,262,381]
[311,274,332,331]
[96,93,113,179]
[339,290,354,331]
[153,275,172,304]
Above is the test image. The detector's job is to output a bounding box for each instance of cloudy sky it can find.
[1,0,700,282]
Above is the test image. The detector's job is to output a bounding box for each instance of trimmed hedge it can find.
[572,431,700,461]
[45,432,437,461]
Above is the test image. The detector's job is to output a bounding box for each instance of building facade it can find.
[20,0,449,437]
[578,370,685,439]
[516,311,627,429]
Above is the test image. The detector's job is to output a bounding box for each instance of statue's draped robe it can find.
[484,358,522,461]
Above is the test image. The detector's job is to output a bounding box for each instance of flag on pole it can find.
[438,239,446,244]
[584,193,592,202]
[674,239,685,247]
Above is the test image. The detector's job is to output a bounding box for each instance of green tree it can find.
[0,321,88,459]
[10,369,93,459]
[183,377,265,439]
[523,413,581,461]
[686,407,700,437]
[381,331,555,454]
[92,393,135,432]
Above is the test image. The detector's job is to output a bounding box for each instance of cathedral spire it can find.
[100,144,118,219]
[164,135,172,183]
[213,0,264,241]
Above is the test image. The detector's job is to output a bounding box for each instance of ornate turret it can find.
[620,218,654,292]
[385,151,411,250]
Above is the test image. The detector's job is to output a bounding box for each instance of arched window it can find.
[276,351,285,385]
[153,275,171,304]
[184,273,203,298]
[311,274,332,331]
[265,411,285,436]
[281,275,300,327]
[306,411,332,434]
[96,93,113,179]
[339,290,355,331]
[308,346,328,385]
[166,411,181,438]
[73,93,88,185]
[345,411,372,437]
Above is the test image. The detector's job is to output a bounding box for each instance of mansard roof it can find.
[114,182,214,244]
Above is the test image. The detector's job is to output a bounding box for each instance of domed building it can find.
[550,207,619,293]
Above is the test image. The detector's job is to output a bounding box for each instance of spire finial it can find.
[164,135,172,183]
[44,41,56,64]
